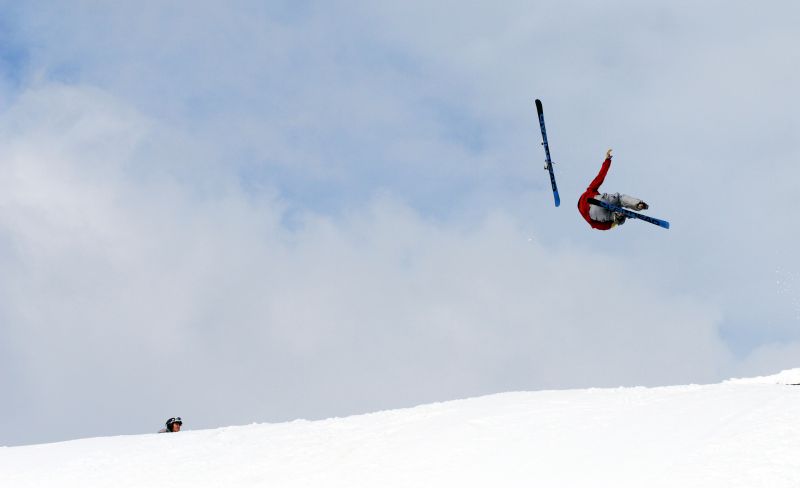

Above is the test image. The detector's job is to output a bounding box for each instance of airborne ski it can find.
[587,198,670,229]
[535,99,560,207]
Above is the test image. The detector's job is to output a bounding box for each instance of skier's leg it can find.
[594,193,629,226]
[599,192,622,206]
[619,194,648,211]
[589,193,621,222]
[588,199,613,222]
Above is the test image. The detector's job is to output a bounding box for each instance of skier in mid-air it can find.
[578,149,649,230]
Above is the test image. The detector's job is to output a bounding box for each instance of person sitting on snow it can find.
[158,417,183,433]
[578,149,649,230]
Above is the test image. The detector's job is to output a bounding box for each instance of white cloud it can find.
[0,83,733,445]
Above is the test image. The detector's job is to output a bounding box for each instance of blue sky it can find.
[1,1,799,446]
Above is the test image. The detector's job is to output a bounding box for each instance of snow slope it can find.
[2,370,800,487]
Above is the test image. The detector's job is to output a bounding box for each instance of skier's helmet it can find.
[166,417,183,431]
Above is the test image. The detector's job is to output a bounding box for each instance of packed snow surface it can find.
[2,370,800,487]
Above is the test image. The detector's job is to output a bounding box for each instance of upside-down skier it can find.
[578,149,649,230]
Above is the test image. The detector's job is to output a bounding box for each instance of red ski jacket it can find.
[578,157,613,230]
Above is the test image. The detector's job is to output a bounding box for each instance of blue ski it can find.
[535,99,560,207]
[587,198,670,229]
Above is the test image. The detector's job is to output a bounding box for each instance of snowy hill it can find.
[2,370,800,487]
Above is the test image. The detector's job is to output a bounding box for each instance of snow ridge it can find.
[724,367,800,385]
[2,372,800,487]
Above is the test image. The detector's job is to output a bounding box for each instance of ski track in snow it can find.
[2,371,800,487]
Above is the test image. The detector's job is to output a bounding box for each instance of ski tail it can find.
[587,198,670,229]
[550,178,561,207]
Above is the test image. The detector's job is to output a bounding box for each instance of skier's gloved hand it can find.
[612,213,626,226]
[606,149,613,159]
[636,202,649,211]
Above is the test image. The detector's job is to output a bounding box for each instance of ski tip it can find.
[535,99,543,114]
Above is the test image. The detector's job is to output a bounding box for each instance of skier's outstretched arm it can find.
[586,149,612,192]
